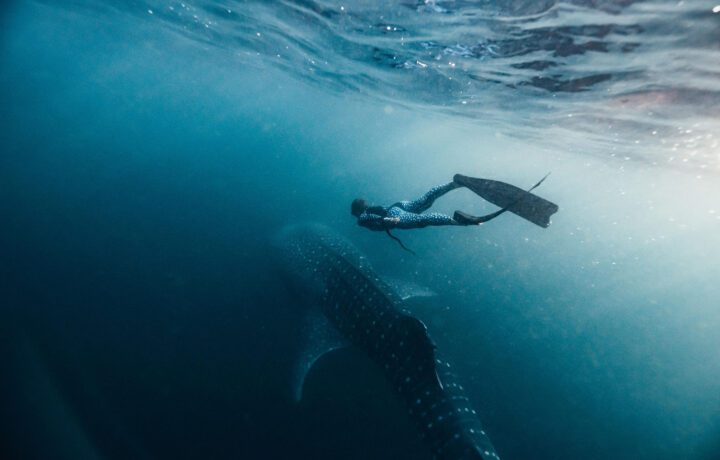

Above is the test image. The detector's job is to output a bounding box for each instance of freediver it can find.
[351,173,558,252]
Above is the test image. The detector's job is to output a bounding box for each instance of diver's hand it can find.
[383,217,401,224]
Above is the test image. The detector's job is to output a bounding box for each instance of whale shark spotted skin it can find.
[274,224,499,460]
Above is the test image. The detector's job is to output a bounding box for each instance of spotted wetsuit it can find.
[358,182,461,231]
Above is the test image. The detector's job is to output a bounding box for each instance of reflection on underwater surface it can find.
[76,0,720,171]
[1,1,719,459]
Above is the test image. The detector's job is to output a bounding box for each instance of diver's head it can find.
[351,198,370,217]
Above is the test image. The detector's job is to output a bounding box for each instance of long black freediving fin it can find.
[453,173,559,228]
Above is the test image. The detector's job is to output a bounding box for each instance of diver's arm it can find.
[358,212,390,231]
[366,205,389,217]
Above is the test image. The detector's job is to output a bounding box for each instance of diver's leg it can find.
[401,212,460,228]
[400,182,461,213]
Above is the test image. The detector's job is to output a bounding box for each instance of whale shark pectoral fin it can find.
[292,308,349,403]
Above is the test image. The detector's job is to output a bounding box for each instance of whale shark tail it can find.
[453,173,558,228]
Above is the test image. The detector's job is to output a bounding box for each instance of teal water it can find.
[1,1,719,459]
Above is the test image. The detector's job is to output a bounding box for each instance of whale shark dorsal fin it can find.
[292,308,349,403]
[381,276,436,301]
[434,369,444,391]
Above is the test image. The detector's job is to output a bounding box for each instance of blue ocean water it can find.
[1,1,719,459]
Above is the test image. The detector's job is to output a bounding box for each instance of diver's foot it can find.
[453,210,480,225]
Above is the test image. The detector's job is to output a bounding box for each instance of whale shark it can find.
[273,224,500,460]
